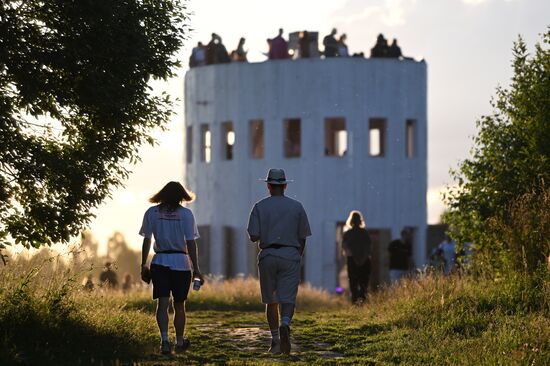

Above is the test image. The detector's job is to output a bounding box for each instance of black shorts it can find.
[150,264,192,302]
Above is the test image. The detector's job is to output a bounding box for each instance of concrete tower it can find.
[184,57,427,290]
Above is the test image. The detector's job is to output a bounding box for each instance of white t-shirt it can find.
[139,205,200,271]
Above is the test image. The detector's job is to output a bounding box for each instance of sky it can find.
[87,0,550,253]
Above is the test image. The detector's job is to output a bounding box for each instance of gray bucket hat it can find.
[262,168,292,185]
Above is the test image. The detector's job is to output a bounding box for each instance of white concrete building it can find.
[184,57,427,291]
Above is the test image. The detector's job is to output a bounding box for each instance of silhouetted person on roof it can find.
[189,42,206,68]
[388,38,402,58]
[338,34,349,57]
[323,28,338,57]
[370,33,389,58]
[233,37,247,62]
[216,36,231,64]
[206,33,219,65]
[299,31,310,58]
[270,28,289,60]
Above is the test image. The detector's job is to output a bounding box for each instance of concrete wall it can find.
[183,57,428,290]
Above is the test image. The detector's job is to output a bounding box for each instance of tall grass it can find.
[0,253,156,365]
[0,251,345,365]
[488,185,550,275]
[1,249,548,365]
[284,272,550,364]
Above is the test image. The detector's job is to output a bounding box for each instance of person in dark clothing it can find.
[370,33,389,58]
[388,229,413,283]
[342,210,371,304]
[215,36,231,63]
[99,261,119,289]
[299,31,310,58]
[269,28,289,60]
[206,33,219,65]
[388,38,402,58]
[323,28,338,57]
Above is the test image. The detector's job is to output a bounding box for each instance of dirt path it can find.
[137,319,345,365]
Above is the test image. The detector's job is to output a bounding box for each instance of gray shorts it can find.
[258,255,301,304]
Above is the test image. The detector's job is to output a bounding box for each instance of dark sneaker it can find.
[160,340,172,355]
[175,338,191,353]
[268,339,281,354]
[279,324,291,355]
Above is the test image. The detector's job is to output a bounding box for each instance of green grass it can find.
[1,258,549,365]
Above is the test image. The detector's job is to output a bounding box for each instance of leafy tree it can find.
[0,1,187,251]
[445,28,550,273]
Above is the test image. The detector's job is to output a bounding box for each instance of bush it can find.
[445,29,550,276]
[487,186,550,274]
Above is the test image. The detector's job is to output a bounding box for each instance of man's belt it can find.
[268,244,289,249]
[156,250,188,254]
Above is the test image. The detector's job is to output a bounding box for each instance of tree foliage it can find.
[445,28,550,273]
[0,1,187,249]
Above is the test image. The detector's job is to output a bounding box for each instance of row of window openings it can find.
[186,118,417,163]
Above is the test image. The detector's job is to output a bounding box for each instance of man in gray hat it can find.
[247,168,311,355]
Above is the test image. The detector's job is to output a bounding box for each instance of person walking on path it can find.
[139,181,205,355]
[247,168,311,355]
[342,210,371,304]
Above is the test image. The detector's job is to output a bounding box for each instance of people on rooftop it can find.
[232,37,248,62]
[205,33,230,65]
[370,34,405,59]
[299,30,310,58]
[189,30,410,67]
[388,39,402,58]
[370,33,389,57]
[323,28,338,57]
[189,42,206,68]
[268,28,289,60]
[338,34,349,57]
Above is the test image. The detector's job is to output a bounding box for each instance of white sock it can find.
[281,316,291,327]
[160,332,169,342]
[176,335,184,346]
[270,328,280,341]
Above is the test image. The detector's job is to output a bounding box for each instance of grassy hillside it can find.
[1,258,549,365]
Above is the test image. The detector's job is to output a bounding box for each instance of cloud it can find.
[462,0,517,5]
[462,0,488,5]
[332,0,417,27]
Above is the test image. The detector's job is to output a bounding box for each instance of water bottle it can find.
[193,278,201,291]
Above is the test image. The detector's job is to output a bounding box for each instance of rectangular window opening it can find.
[284,118,301,158]
[200,124,211,163]
[222,121,234,160]
[325,118,347,157]
[369,118,386,157]
[186,126,193,163]
[249,119,264,159]
[406,119,416,158]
